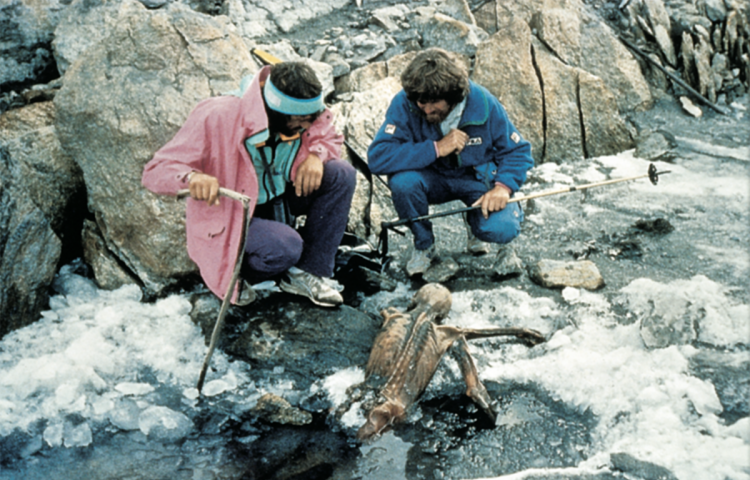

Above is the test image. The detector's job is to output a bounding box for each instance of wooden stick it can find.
[176,187,251,204]
[175,187,253,393]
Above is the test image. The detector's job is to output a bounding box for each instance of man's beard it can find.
[425,112,448,124]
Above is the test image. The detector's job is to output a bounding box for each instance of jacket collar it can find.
[238,66,272,137]
[458,81,489,128]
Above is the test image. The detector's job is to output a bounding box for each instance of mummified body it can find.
[356,283,545,440]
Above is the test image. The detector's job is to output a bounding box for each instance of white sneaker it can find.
[406,246,436,277]
[279,267,343,307]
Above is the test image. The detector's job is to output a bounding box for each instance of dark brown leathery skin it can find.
[356,283,545,441]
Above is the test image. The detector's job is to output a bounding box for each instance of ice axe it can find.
[176,187,252,394]
[378,163,671,259]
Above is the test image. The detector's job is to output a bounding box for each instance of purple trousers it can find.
[242,159,356,282]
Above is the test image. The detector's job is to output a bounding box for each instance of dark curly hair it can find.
[400,48,469,106]
[269,62,323,99]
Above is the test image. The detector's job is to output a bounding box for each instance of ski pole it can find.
[378,163,670,259]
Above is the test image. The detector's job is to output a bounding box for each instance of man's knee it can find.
[472,205,522,244]
[389,171,427,198]
[246,229,303,275]
[323,159,356,190]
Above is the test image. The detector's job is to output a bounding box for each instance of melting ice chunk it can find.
[138,406,193,442]
[63,421,92,448]
[109,398,141,431]
[115,382,155,396]
[43,422,64,448]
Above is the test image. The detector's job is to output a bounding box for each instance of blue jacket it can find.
[368,81,533,193]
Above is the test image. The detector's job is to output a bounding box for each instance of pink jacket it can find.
[142,66,343,302]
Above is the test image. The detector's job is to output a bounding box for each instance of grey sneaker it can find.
[279,268,343,307]
[467,235,491,255]
[493,244,524,277]
[463,213,490,255]
[406,246,436,277]
[235,280,257,306]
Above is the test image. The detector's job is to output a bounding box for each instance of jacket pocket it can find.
[474,162,498,188]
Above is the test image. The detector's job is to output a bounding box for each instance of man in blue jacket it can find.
[368,48,534,277]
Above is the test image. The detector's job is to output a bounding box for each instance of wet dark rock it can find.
[0,150,62,338]
[0,428,40,464]
[423,256,460,283]
[253,393,313,426]
[634,217,674,234]
[225,296,379,390]
[689,350,750,423]
[238,426,357,480]
[401,383,597,478]
[610,452,679,480]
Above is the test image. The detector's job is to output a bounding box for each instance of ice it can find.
[469,282,748,480]
[115,382,155,396]
[202,372,238,397]
[138,406,193,442]
[63,421,92,448]
[322,366,364,407]
[620,275,749,347]
[340,401,366,429]
[43,422,63,448]
[109,398,142,431]
[0,268,250,444]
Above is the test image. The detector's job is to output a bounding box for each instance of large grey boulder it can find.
[532,39,585,164]
[0,0,66,89]
[331,76,402,239]
[473,19,545,163]
[578,71,635,157]
[52,0,122,75]
[54,0,257,295]
[0,150,61,338]
[419,12,488,58]
[0,102,84,237]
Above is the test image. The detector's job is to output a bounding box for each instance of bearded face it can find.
[416,99,453,124]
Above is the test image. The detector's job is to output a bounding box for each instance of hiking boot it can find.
[279,267,343,307]
[493,244,524,277]
[406,245,436,277]
[235,280,257,306]
[463,212,490,255]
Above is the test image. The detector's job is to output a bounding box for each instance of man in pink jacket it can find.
[142,62,356,307]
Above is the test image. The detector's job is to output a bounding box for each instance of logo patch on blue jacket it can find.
[511,132,521,143]
[467,137,482,146]
[385,124,396,134]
